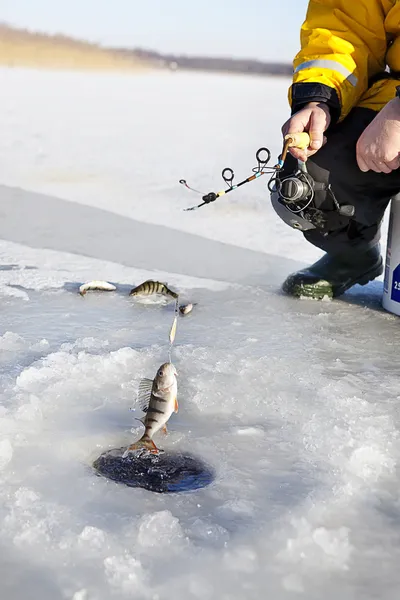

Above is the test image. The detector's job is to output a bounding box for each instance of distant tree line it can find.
[0,23,147,71]
[0,23,293,76]
[115,48,293,77]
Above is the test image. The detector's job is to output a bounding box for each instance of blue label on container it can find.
[391,263,400,302]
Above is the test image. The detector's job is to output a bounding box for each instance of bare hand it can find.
[356,98,400,173]
[281,102,331,161]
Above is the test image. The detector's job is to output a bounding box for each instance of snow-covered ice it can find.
[0,67,399,599]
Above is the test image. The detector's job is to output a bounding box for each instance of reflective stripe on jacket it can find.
[290,0,400,121]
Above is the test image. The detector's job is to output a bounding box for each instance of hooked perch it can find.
[128,362,178,455]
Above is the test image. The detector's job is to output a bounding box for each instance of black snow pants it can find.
[284,108,400,256]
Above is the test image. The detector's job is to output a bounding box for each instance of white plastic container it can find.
[383,196,400,316]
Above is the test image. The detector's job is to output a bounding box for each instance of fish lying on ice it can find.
[129,280,179,300]
[128,362,178,454]
[79,280,117,296]
[179,303,197,316]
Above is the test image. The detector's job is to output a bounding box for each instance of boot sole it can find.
[283,260,383,300]
[283,279,333,300]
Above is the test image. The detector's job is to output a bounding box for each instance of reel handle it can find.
[285,132,311,150]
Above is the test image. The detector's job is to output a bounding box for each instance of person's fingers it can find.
[357,150,394,173]
[282,122,305,139]
[308,110,326,151]
[282,107,329,162]
[357,152,370,172]
[282,115,309,161]
[304,134,328,158]
[282,108,313,136]
[281,122,289,136]
[288,147,308,161]
[376,162,393,174]
[369,159,385,173]
[386,154,400,171]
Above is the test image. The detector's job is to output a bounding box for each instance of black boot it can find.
[282,245,383,299]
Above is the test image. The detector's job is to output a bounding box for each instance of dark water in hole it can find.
[93,446,215,493]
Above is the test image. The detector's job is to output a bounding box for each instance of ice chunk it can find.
[78,526,107,551]
[137,511,185,550]
[0,285,29,301]
[217,499,255,519]
[282,573,305,593]
[71,590,88,600]
[188,578,215,598]
[348,446,395,482]
[0,331,25,350]
[14,487,40,508]
[233,426,265,437]
[31,339,50,352]
[16,394,43,422]
[223,545,259,574]
[0,439,13,470]
[279,519,353,572]
[189,518,230,546]
[104,555,147,595]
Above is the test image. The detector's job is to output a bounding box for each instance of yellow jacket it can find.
[290,0,400,122]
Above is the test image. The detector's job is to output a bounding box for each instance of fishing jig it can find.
[179,133,311,212]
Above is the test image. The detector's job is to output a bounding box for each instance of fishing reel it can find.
[269,163,355,232]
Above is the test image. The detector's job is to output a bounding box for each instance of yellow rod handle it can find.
[284,132,311,150]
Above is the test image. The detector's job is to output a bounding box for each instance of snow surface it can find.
[0,67,399,600]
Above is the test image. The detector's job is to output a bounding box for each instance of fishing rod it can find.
[180,133,310,212]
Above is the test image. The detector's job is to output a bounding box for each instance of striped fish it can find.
[129,280,179,300]
[128,362,178,454]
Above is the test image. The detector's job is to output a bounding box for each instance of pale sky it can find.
[0,0,309,61]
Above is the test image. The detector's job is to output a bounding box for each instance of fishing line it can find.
[179,179,204,195]
[179,134,311,212]
[180,147,277,211]
[168,298,179,363]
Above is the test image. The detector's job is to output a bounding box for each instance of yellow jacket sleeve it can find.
[290,0,392,122]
